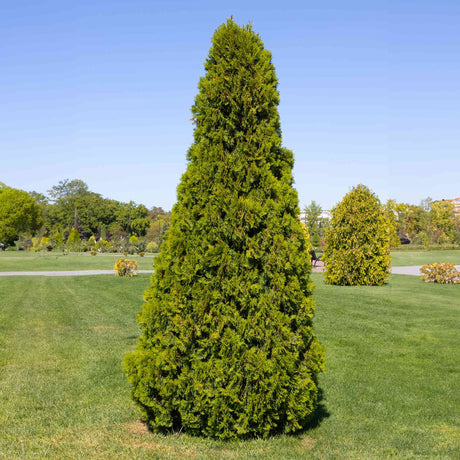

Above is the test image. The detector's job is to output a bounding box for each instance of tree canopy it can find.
[0,185,42,245]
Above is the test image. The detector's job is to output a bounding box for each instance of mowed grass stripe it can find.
[0,252,156,272]
[312,274,460,458]
[0,273,459,458]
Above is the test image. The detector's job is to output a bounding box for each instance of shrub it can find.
[420,263,460,284]
[66,227,81,252]
[39,236,53,252]
[138,251,145,257]
[90,250,97,256]
[323,184,390,286]
[52,231,63,249]
[145,241,158,253]
[129,235,139,245]
[94,239,111,252]
[88,235,96,247]
[124,19,325,440]
[113,258,138,277]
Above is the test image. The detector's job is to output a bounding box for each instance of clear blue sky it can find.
[2,0,459,211]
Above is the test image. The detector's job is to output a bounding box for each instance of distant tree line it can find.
[0,180,171,253]
[303,197,460,249]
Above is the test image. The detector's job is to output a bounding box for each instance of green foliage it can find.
[420,263,460,284]
[38,237,53,252]
[124,19,324,440]
[430,201,455,244]
[0,185,42,246]
[66,227,81,251]
[52,231,63,248]
[323,184,390,286]
[88,235,96,247]
[94,239,111,252]
[145,241,159,253]
[129,235,139,245]
[113,258,138,276]
[304,201,322,248]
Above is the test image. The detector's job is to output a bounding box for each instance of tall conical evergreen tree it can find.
[124,19,325,440]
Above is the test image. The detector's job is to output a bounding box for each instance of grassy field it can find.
[390,249,460,267]
[1,249,459,273]
[0,252,156,272]
[0,272,458,458]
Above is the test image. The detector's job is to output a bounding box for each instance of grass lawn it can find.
[390,249,460,267]
[0,273,458,458]
[0,252,156,272]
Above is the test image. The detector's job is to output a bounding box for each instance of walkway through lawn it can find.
[2,265,458,276]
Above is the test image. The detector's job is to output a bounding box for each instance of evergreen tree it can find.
[66,227,81,252]
[124,19,325,439]
[323,184,390,286]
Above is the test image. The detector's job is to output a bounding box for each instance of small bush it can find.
[90,250,97,256]
[94,239,111,253]
[113,258,138,277]
[420,263,460,284]
[323,184,390,286]
[145,241,158,253]
[138,251,145,257]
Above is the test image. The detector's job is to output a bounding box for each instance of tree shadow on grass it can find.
[296,387,330,434]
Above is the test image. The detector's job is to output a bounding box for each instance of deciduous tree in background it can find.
[124,19,325,440]
[0,185,42,246]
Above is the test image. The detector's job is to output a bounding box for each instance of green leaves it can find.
[124,18,324,439]
[0,186,42,245]
[323,184,391,286]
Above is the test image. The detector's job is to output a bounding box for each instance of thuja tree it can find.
[124,19,325,440]
[323,184,390,286]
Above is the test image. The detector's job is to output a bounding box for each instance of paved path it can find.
[2,265,458,277]
[0,270,155,277]
[311,262,460,276]
[392,265,460,275]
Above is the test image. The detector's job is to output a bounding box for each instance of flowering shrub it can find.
[113,258,138,277]
[94,239,111,252]
[420,263,460,284]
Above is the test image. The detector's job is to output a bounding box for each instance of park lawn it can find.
[0,252,156,272]
[0,273,459,459]
[391,249,460,267]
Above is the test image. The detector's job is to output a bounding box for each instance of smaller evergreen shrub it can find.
[52,231,63,250]
[113,258,138,277]
[323,184,390,286]
[90,250,97,256]
[138,251,145,257]
[145,241,158,253]
[420,263,460,284]
[66,228,81,252]
[88,235,96,247]
[129,235,139,245]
